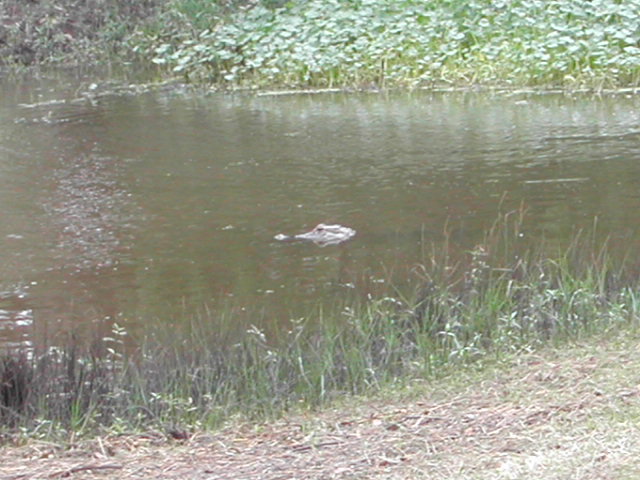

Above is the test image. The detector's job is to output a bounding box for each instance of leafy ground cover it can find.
[2,327,639,479]
[4,0,640,89]
[140,0,640,88]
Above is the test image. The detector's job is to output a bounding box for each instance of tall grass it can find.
[1,214,639,440]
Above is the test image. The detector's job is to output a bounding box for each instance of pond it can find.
[1,70,640,350]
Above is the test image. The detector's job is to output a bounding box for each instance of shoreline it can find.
[2,327,639,479]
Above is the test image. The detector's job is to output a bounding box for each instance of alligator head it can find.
[275,223,356,247]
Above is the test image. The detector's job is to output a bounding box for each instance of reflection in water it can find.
[0,285,33,350]
[32,145,138,349]
[1,74,640,349]
[0,79,139,348]
[47,152,133,270]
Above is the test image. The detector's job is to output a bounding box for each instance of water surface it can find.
[2,71,640,349]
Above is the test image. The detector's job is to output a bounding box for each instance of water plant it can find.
[1,213,638,440]
[5,0,640,89]
[139,0,640,88]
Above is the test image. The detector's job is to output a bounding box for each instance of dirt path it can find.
[2,332,640,479]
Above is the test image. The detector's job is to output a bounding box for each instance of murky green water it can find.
[2,70,640,349]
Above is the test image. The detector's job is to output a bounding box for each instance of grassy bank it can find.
[138,0,640,89]
[1,215,639,440]
[4,1,640,89]
[3,316,640,478]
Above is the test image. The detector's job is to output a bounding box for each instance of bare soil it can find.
[2,331,640,480]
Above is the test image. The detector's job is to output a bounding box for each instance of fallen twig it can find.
[48,464,123,478]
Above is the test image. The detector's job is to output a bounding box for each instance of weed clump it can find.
[0,0,159,65]
[139,0,640,88]
[1,215,638,439]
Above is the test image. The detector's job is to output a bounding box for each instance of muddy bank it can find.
[0,0,157,65]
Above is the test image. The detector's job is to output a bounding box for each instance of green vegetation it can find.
[3,329,640,477]
[1,214,639,440]
[4,0,640,89]
[138,0,640,88]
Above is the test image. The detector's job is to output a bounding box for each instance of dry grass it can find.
[2,329,640,480]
